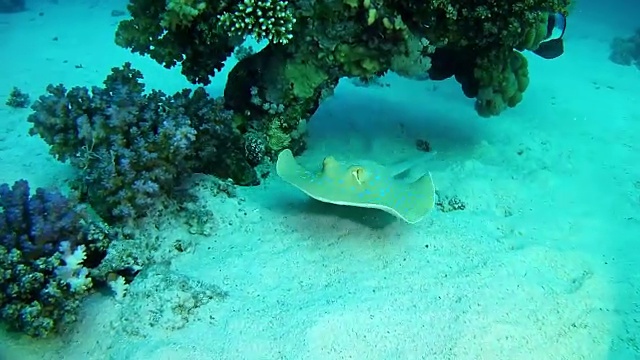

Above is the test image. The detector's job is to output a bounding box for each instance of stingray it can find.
[276,149,436,224]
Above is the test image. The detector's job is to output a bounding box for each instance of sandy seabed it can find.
[0,1,638,359]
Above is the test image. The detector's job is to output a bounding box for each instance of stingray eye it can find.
[352,167,365,183]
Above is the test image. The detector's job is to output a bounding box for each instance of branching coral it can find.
[0,180,111,337]
[218,0,296,44]
[28,63,256,224]
[161,0,207,30]
[390,33,434,80]
[115,0,235,84]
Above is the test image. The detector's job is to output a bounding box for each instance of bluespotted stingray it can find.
[276,149,436,224]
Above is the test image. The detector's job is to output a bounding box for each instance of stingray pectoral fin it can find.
[276,149,302,179]
[412,172,436,213]
[390,173,436,224]
[276,149,329,200]
[276,149,318,188]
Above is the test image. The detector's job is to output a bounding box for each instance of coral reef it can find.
[114,0,573,142]
[609,29,640,69]
[0,180,111,337]
[27,63,256,224]
[5,87,30,108]
[25,1,574,223]
[429,48,530,117]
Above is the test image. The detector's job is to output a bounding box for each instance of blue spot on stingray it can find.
[358,189,372,198]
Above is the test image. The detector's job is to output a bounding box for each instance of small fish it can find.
[532,12,567,59]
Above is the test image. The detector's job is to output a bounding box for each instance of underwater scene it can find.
[0,0,639,358]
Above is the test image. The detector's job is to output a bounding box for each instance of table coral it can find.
[114,0,573,152]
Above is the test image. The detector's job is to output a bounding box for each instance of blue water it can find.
[0,0,639,359]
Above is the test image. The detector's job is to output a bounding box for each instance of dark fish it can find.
[532,12,567,59]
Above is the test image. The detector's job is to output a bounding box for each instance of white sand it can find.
[0,1,639,359]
